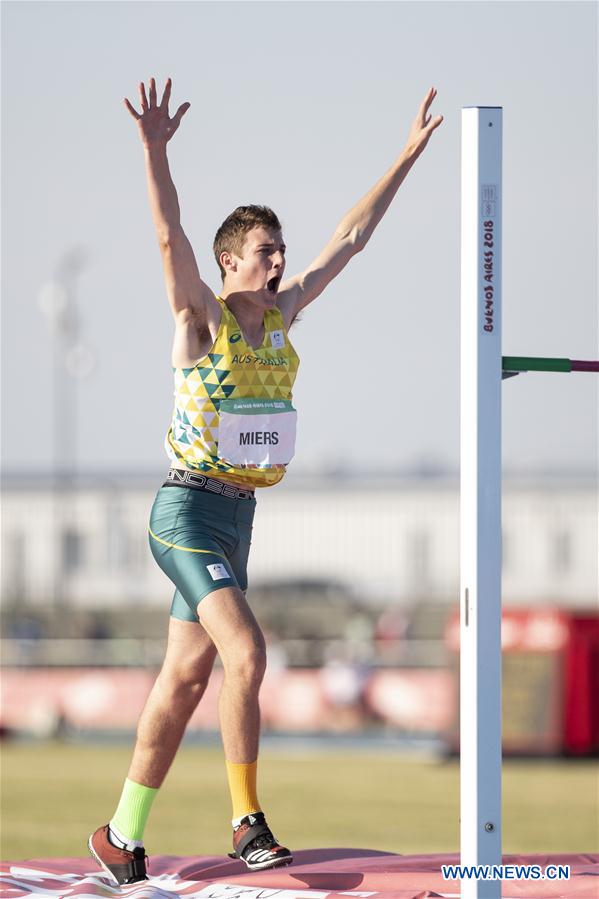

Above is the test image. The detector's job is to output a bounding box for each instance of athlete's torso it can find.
[166,297,300,488]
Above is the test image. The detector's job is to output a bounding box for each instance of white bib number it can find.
[218,398,297,467]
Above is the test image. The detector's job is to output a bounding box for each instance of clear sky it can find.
[1,0,597,477]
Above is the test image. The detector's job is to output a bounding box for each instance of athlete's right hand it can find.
[124,78,190,147]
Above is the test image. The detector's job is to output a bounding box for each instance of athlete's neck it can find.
[220,290,274,339]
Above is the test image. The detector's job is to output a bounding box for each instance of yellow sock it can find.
[225,760,261,821]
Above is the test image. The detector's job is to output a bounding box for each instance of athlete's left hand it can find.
[404,87,443,159]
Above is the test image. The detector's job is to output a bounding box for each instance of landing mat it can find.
[2,849,597,898]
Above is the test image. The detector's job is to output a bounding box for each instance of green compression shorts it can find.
[149,477,256,622]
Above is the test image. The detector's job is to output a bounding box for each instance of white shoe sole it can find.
[243,855,293,871]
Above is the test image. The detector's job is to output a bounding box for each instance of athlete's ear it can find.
[220,250,237,274]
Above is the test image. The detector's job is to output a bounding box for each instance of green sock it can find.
[110,778,159,843]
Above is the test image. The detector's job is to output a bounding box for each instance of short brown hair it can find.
[213,205,282,281]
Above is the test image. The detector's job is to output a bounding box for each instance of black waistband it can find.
[163,468,255,500]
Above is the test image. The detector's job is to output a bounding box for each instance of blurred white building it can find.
[1,472,597,608]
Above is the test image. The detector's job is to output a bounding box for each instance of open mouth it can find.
[266,277,280,295]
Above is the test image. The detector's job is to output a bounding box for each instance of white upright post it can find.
[460,106,503,898]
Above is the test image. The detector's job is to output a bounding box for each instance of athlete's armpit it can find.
[171,305,218,368]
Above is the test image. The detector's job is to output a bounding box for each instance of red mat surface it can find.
[1,850,597,898]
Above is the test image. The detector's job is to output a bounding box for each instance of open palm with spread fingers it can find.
[404,87,444,159]
[124,77,190,147]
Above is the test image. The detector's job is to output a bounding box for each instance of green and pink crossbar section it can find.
[502,357,599,375]
[461,107,597,899]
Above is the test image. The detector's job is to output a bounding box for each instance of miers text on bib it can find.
[218,399,297,467]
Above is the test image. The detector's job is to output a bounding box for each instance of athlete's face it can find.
[232,226,286,301]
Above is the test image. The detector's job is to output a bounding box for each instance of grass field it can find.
[1,741,597,862]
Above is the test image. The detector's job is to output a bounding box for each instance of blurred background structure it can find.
[2,468,597,756]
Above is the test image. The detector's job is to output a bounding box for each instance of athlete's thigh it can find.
[197,586,265,663]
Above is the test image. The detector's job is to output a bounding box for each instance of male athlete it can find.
[88,77,442,885]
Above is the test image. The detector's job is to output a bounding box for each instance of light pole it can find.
[38,248,95,614]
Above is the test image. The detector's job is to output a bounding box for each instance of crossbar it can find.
[502,356,599,373]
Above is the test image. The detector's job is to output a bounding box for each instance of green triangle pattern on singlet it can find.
[198,352,232,395]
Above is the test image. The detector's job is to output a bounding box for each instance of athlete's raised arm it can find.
[277,87,443,327]
[124,78,220,332]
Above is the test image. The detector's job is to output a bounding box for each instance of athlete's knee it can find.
[159,651,216,699]
[155,672,207,715]
[223,633,267,685]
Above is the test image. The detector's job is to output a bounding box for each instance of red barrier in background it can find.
[0,666,452,737]
[445,607,599,755]
[5,608,596,754]
[564,613,599,754]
